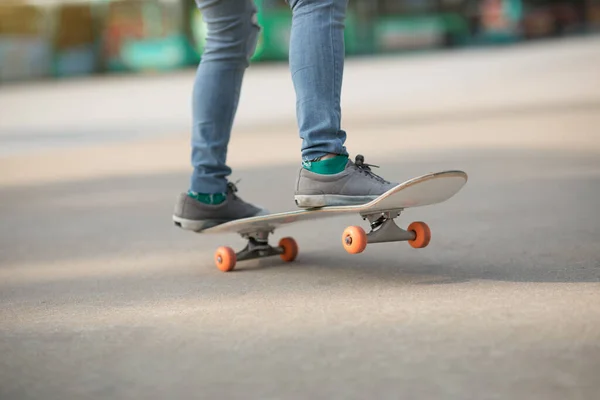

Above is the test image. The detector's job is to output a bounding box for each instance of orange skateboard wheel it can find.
[278,237,299,262]
[342,226,367,254]
[407,221,431,249]
[214,246,236,272]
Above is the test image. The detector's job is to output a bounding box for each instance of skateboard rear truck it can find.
[236,234,283,262]
[214,230,298,272]
[342,209,431,254]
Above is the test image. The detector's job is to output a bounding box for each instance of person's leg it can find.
[173,0,267,231]
[190,0,258,195]
[287,0,398,208]
[287,0,348,164]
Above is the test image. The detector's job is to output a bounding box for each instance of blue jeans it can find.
[191,0,349,194]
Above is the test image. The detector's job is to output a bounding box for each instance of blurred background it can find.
[0,0,599,82]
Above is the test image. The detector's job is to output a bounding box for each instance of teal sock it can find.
[188,190,226,205]
[303,154,348,175]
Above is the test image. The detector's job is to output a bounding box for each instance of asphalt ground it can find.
[1,36,599,399]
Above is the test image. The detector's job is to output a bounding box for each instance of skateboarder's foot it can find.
[294,154,398,208]
[173,182,268,232]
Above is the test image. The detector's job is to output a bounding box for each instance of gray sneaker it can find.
[173,182,268,232]
[294,155,398,208]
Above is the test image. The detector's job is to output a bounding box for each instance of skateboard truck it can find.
[363,211,416,244]
[214,230,299,272]
[236,232,283,262]
[341,209,432,254]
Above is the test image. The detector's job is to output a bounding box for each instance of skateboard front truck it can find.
[214,231,298,272]
[342,211,431,254]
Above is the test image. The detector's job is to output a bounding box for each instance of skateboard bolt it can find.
[217,256,222,263]
[345,236,352,245]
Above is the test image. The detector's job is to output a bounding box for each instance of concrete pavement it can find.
[1,35,599,156]
[1,37,599,399]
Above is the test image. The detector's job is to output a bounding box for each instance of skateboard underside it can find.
[189,170,468,272]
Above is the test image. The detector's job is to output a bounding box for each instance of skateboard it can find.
[194,170,467,272]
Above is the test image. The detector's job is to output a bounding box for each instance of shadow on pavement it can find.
[1,148,599,297]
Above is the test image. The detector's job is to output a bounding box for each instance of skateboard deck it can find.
[196,170,468,272]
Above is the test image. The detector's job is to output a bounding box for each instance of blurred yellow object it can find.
[0,1,52,81]
[54,3,96,50]
[0,1,46,36]
[52,2,101,76]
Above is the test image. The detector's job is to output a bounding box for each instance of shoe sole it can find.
[173,208,270,232]
[294,194,379,208]
[173,215,228,232]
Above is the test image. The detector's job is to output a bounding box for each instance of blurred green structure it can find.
[100,0,195,72]
[187,0,364,61]
[0,0,598,82]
